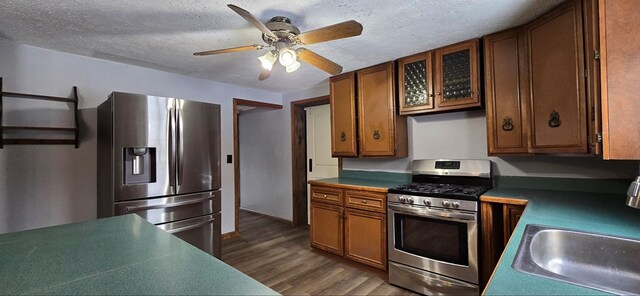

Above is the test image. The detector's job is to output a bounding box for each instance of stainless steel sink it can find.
[512,224,640,295]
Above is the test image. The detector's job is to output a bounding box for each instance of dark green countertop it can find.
[483,186,640,295]
[309,177,407,192]
[0,214,279,295]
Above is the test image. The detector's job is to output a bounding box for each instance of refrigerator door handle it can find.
[158,216,216,234]
[124,193,215,212]
[177,106,184,187]
[168,102,176,192]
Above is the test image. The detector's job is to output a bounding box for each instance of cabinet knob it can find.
[361,200,368,204]
[340,131,346,142]
[323,194,327,198]
[373,130,380,140]
[548,111,561,128]
[502,116,514,131]
[436,92,442,96]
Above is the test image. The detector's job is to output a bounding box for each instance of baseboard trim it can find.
[222,231,239,240]
[240,208,295,226]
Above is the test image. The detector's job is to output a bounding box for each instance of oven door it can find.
[387,203,478,284]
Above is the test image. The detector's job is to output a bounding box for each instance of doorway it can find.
[305,104,339,223]
[230,98,282,239]
[290,96,342,227]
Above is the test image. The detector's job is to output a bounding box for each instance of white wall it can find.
[0,40,281,234]
[285,86,639,179]
[238,108,291,221]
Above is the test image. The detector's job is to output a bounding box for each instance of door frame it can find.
[290,95,342,227]
[229,98,282,240]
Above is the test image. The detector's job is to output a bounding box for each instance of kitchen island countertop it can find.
[0,214,278,295]
[482,186,640,295]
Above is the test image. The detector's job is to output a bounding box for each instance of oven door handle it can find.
[388,204,477,222]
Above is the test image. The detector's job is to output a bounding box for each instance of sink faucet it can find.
[627,176,640,209]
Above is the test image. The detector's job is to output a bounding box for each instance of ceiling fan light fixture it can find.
[278,47,297,67]
[286,60,301,73]
[258,50,277,70]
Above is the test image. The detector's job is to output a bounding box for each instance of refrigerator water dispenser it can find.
[123,147,156,184]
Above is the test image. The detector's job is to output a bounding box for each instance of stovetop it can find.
[388,182,491,200]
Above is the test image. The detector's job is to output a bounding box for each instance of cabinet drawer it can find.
[310,186,343,205]
[345,190,386,213]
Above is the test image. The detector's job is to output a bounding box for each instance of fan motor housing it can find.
[263,16,300,44]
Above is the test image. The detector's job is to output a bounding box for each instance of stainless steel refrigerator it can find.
[97,92,222,258]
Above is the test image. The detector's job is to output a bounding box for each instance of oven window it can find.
[394,213,468,266]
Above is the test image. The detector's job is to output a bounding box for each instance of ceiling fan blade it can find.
[193,44,263,56]
[297,20,363,45]
[227,4,278,40]
[258,68,271,81]
[297,48,343,75]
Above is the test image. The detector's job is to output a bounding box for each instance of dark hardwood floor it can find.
[222,210,418,295]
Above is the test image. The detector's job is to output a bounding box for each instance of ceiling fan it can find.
[193,4,363,81]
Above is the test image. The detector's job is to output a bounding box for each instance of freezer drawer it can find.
[158,213,221,258]
[114,191,221,225]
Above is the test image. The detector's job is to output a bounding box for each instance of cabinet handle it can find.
[502,116,514,131]
[340,131,346,142]
[373,130,380,140]
[548,111,561,128]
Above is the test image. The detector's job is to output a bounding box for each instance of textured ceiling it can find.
[0,0,563,93]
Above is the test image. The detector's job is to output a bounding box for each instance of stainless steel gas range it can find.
[387,159,492,295]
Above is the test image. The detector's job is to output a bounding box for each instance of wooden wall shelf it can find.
[0,77,79,148]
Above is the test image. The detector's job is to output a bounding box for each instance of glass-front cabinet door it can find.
[434,39,481,110]
[398,52,434,115]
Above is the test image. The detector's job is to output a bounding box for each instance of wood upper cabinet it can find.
[398,52,434,115]
[434,39,481,110]
[484,0,598,156]
[599,0,640,159]
[484,28,529,155]
[398,39,481,115]
[526,0,588,154]
[344,208,387,270]
[329,65,407,158]
[357,62,408,157]
[310,202,343,256]
[330,72,357,157]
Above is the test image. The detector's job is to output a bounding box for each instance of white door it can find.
[306,104,339,224]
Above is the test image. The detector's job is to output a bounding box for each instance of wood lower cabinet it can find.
[599,0,640,159]
[309,184,388,270]
[480,200,526,288]
[344,208,387,270]
[310,202,344,256]
[484,0,597,155]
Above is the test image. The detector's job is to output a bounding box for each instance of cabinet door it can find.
[434,39,481,110]
[398,52,434,115]
[599,0,640,159]
[502,204,525,247]
[310,202,343,255]
[484,28,530,155]
[357,62,397,157]
[526,0,588,153]
[330,72,358,157]
[344,208,386,270]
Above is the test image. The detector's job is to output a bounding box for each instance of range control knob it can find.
[407,197,414,204]
[452,201,460,209]
[399,196,406,203]
[423,199,432,206]
[442,200,451,208]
